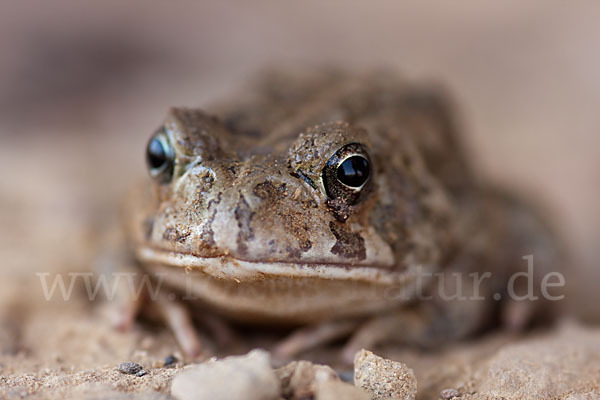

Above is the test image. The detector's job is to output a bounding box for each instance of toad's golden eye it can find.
[146,129,175,183]
[322,143,372,205]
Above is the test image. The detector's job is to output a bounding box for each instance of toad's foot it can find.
[152,290,213,361]
[272,319,360,363]
[340,310,425,365]
[109,273,214,361]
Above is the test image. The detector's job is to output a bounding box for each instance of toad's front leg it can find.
[151,290,208,359]
[107,265,224,361]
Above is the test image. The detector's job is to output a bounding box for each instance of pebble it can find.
[275,360,339,399]
[117,362,144,375]
[440,388,461,399]
[171,349,280,400]
[164,355,177,367]
[316,380,369,400]
[353,349,417,400]
[337,370,354,382]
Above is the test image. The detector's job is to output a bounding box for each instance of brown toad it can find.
[118,71,563,362]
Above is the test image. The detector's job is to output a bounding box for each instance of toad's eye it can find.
[336,155,370,188]
[323,143,372,204]
[146,129,175,183]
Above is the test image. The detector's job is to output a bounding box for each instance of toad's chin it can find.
[135,246,432,323]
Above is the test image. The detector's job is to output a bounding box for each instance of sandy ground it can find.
[1,1,600,399]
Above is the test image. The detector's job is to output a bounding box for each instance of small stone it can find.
[291,188,302,200]
[440,388,461,399]
[135,369,148,377]
[164,354,178,367]
[275,360,339,399]
[316,380,370,400]
[171,349,280,400]
[338,370,354,383]
[353,349,417,400]
[117,362,143,375]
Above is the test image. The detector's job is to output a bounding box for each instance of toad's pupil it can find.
[336,156,370,187]
[147,137,168,170]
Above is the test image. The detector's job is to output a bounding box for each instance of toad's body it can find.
[121,71,561,359]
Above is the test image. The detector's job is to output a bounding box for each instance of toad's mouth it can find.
[136,246,422,285]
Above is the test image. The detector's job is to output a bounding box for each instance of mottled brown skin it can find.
[122,71,562,361]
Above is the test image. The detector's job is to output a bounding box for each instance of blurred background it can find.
[1,0,599,348]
